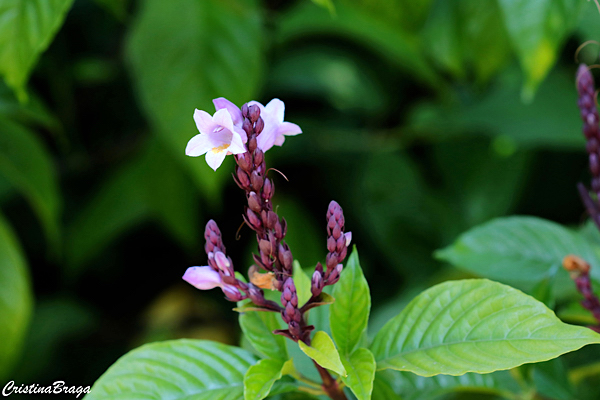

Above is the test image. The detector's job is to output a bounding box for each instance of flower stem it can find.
[312,361,347,400]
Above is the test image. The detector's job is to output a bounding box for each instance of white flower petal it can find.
[185,134,210,156]
[193,109,214,134]
[205,148,228,171]
[228,131,247,154]
[265,98,285,123]
[213,108,235,133]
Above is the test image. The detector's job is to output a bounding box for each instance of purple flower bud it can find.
[243,119,253,137]
[311,270,324,297]
[339,245,348,262]
[248,192,262,213]
[315,262,323,274]
[204,220,224,253]
[262,178,273,200]
[214,251,231,272]
[248,135,258,152]
[246,208,262,230]
[251,171,264,191]
[332,224,342,240]
[242,103,249,118]
[236,153,252,172]
[326,253,338,270]
[248,283,266,305]
[237,168,251,188]
[259,239,273,256]
[289,320,302,339]
[222,284,244,301]
[336,236,346,253]
[248,104,260,123]
[267,211,278,230]
[285,302,296,319]
[327,264,343,285]
[255,116,265,134]
[183,266,222,290]
[253,149,264,167]
[327,236,336,253]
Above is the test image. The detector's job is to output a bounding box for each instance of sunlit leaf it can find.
[244,358,286,400]
[330,247,370,356]
[85,339,256,399]
[293,261,312,308]
[298,331,346,376]
[126,0,264,201]
[0,213,33,381]
[0,0,74,101]
[436,216,600,296]
[341,348,375,400]
[371,279,600,376]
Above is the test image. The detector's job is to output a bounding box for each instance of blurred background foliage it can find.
[1,0,600,398]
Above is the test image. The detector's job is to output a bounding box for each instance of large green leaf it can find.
[330,247,370,356]
[436,216,600,296]
[0,212,33,381]
[497,0,582,98]
[239,308,288,361]
[370,279,600,376]
[243,358,286,400]
[126,0,264,201]
[0,0,74,101]
[66,137,199,272]
[298,331,346,377]
[372,369,520,400]
[85,339,256,399]
[0,117,61,249]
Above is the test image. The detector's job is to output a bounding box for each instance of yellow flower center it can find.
[211,144,230,154]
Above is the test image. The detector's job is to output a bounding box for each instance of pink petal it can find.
[274,135,285,146]
[193,109,214,134]
[234,126,248,143]
[256,128,277,152]
[213,97,242,125]
[185,134,210,156]
[183,266,222,290]
[278,122,302,136]
[265,99,285,123]
[228,131,247,154]
[344,232,352,247]
[213,108,234,133]
[205,149,228,171]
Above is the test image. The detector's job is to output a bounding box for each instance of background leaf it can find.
[330,247,370,356]
[370,279,600,376]
[0,0,74,101]
[126,0,264,201]
[0,212,33,381]
[436,216,600,297]
[497,0,582,98]
[85,339,256,400]
[0,117,61,249]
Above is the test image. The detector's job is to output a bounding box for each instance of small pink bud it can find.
[344,232,352,247]
[183,266,222,290]
[222,285,244,301]
[214,251,230,272]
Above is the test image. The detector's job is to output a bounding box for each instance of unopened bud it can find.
[242,103,249,118]
[251,171,264,191]
[311,270,324,297]
[222,285,244,301]
[248,135,257,152]
[326,253,338,270]
[248,192,262,212]
[253,149,264,167]
[214,251,231,272]
[327,264,343,285]
[248,105,260,122]
[243,119,253,137]
[246,208,262,230]
[237,168,251,188]
[327,236,336,253]
[263,178,273,200]
[236,153,252,171]
[259,239,273,256]
[255,116,265,134]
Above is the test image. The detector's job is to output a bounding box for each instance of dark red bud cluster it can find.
[563,255,600,332]
[281,278,304,340]
[324,201,348,282]
[577,65,600,195]
[204,219,225,254]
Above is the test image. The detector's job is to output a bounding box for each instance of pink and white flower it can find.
[182,266,223,290]
[185,108,247,171]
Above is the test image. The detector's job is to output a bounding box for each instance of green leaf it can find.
[85,339,256,399]
[341,348,376,400]
[126,0,264,201]
[330,247,370,356]
[293,260,312,308]
[372,369,520,400]
[0,0,74,101]
[436,216,600,296]
[370,279,600,376]
[497,0,582,98]
[244,358,286,400]
[533,359,574,400]
[298,331,346,376]
[311,0,335,15]
[239,307,288,361]
[0,212,33,381]
[0,117,61,249]
[66,137,199,272]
